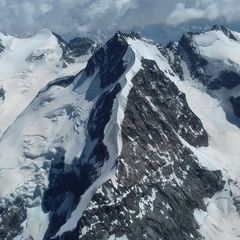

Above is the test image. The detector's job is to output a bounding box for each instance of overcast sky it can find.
[0,0,240,39]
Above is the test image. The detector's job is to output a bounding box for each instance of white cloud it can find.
[40,3,52,14]
[0,0,137,36]
[0,0,240,38]
[167,0,240,26]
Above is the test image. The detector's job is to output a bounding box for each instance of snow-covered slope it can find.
[0,26,240,240]
[0,30,93,137]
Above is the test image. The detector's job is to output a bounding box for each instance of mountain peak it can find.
[84,31,129,88]
[116,30,140,40]
[212,24,227,31]
[212,24,238,41]
[52,32,68,46]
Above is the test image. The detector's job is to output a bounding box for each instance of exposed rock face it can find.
[178,33,209,85]
[0,87,5,101]
[208,70,240,90]
[0,39,4,53]
[0,197,27,240]
[53,32,96,65]
[165,42,184,80]
[53,28,239,239]
[230,96,240,118]
[76,60,224,240]
[67,38,95,57]
[63,37,96,64]
[85,32,128,88]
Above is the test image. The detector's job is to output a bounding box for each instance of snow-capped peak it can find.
[193,27,240,65]
[211,24,239,41]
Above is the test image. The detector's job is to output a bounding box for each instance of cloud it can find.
[167,0,240,26]
[0,0,138,37]
[39,3,52,14]
[0,0,240,38]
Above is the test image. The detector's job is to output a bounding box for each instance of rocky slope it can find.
[0,26,240,240]
[76,26,240,240]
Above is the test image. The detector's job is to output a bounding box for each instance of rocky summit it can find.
[0,26,240,240]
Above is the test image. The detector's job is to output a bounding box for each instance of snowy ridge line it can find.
[77,45,143,239]
[54,44,141,237]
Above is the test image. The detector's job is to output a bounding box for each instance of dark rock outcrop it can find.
[179,33,209,85]
[62,37,95,64]
[230,96,240,118]
[85,32,129,88]
[208,70,240,90]
[52,32,96,65]
[0,87,5,101]
[165,42,184,80]
[0,39,4,53]
[76,59,224,240]
[0,197,27,240]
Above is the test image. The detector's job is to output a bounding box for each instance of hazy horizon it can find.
[1,0,240,43]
